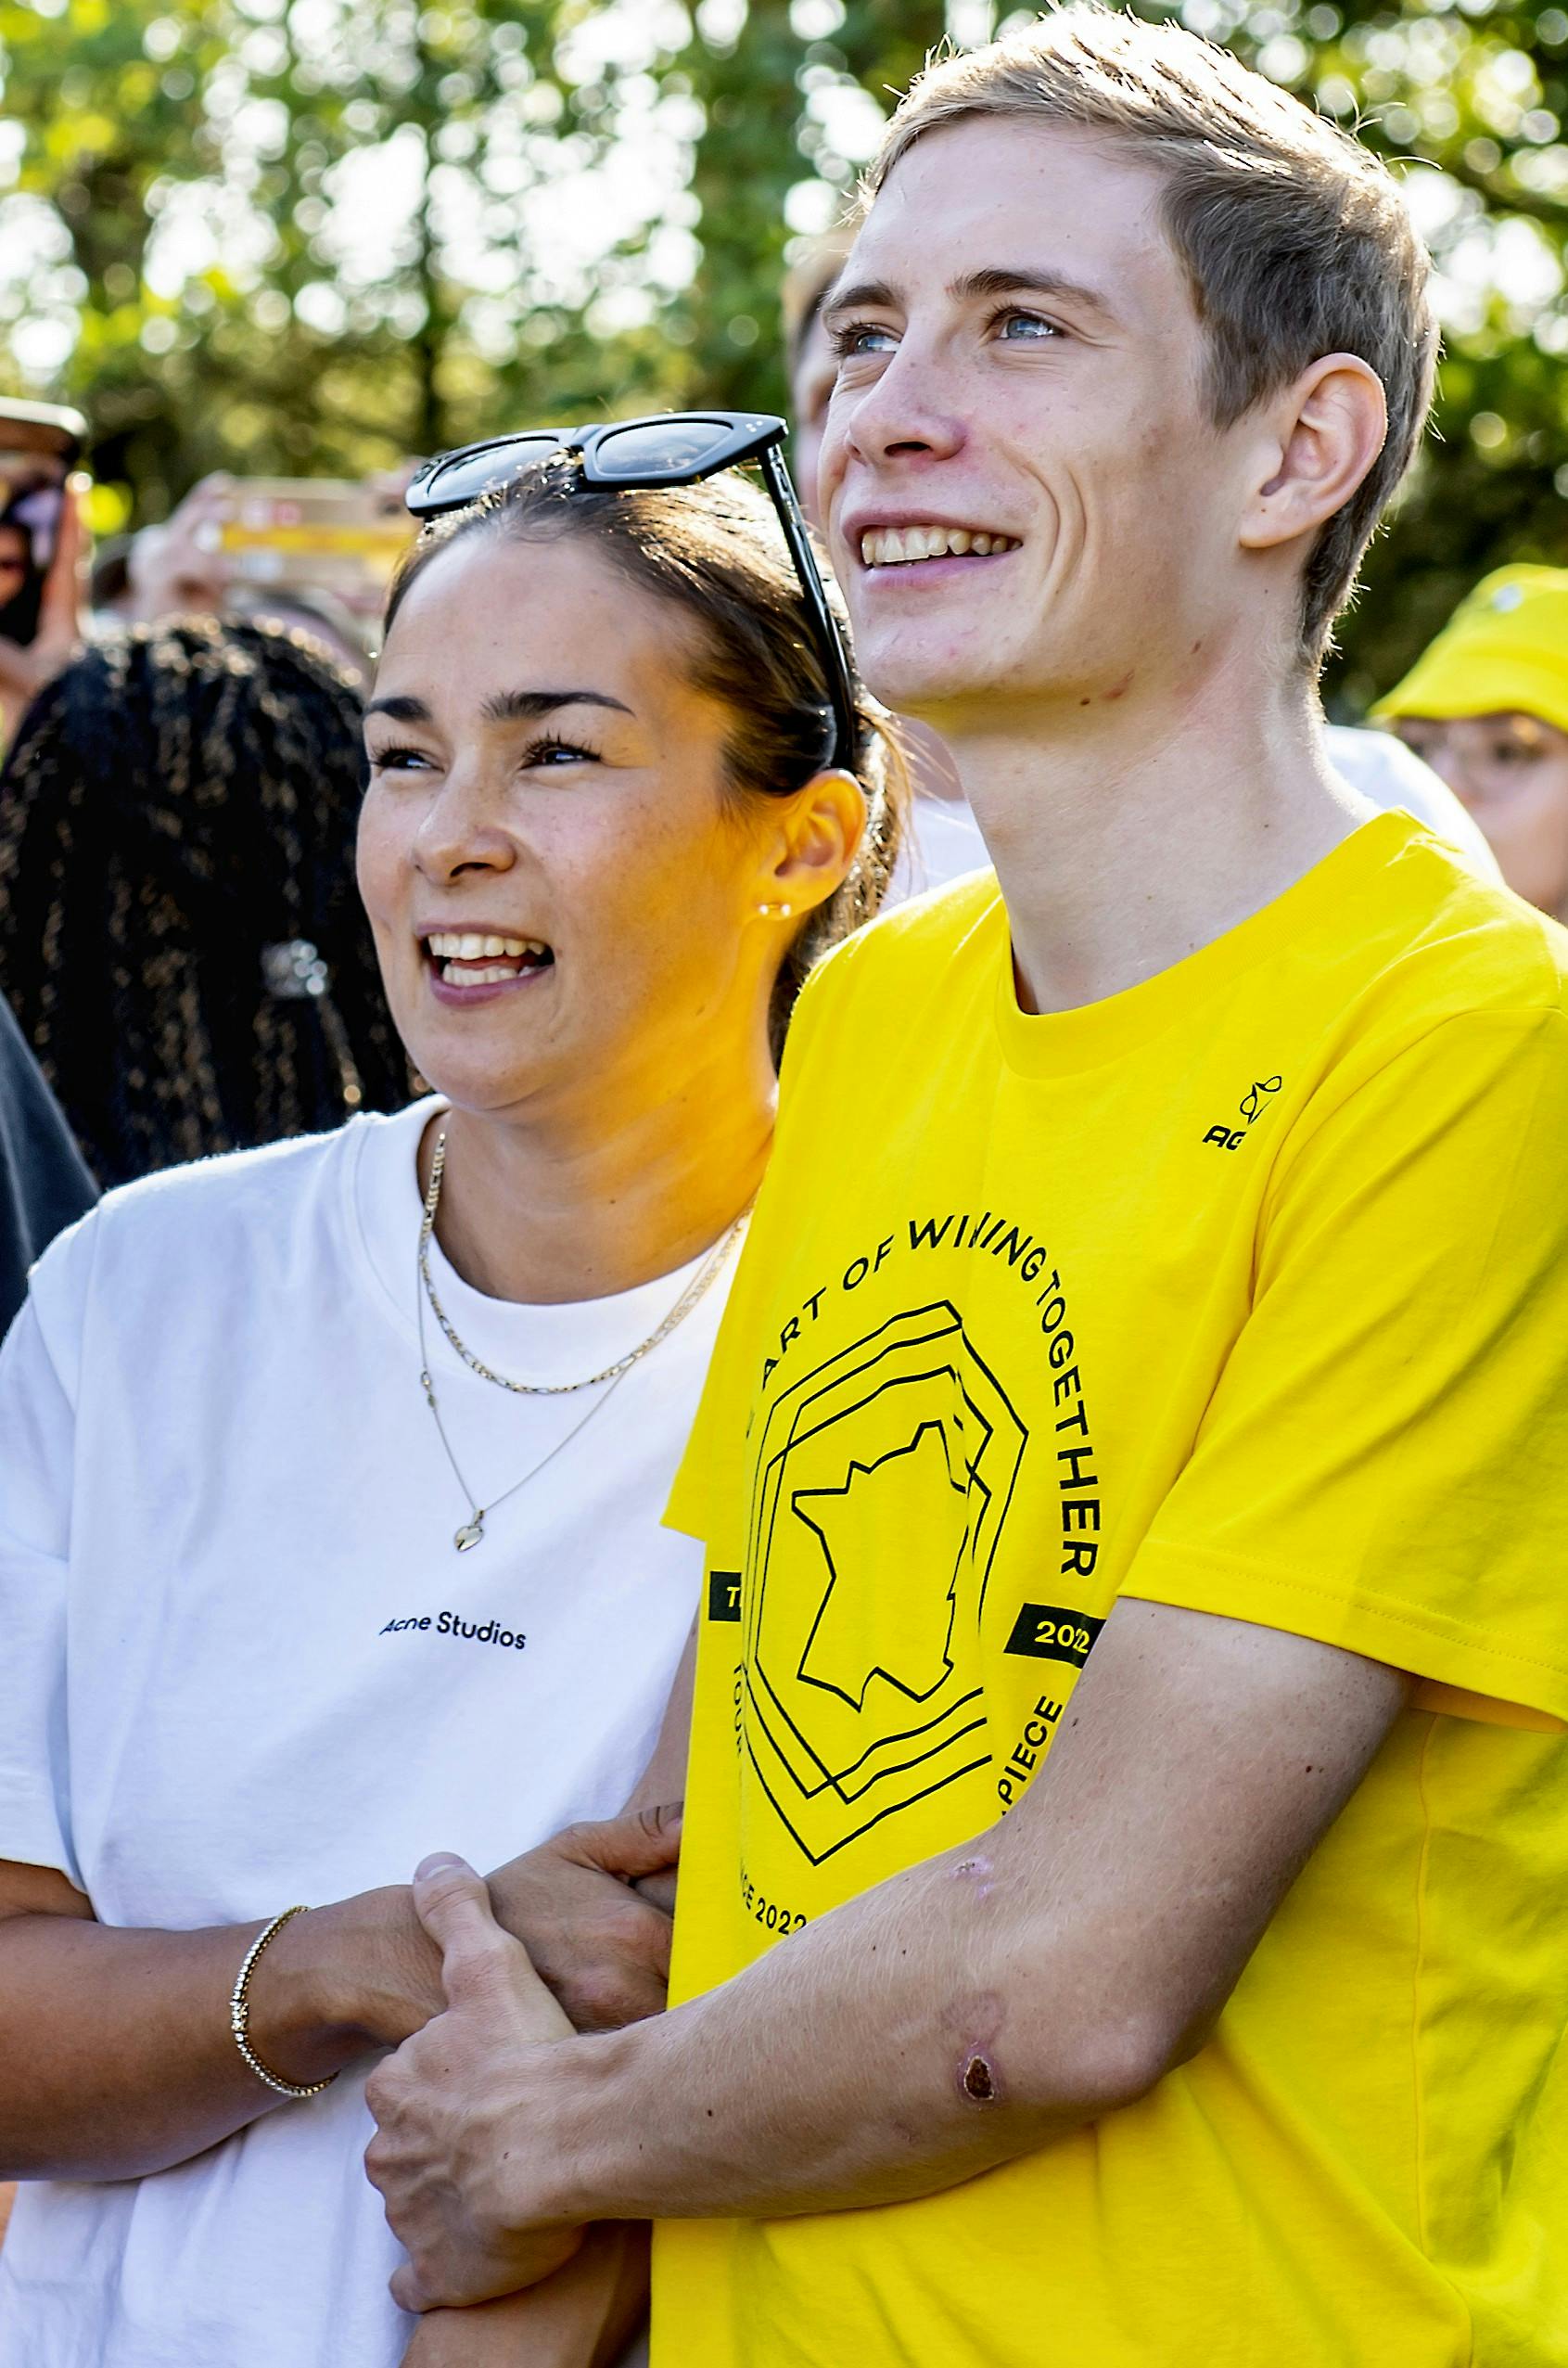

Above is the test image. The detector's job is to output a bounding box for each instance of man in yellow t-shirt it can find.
[363,15,1568,2364]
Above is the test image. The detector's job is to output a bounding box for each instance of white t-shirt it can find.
[0,1098,730,2368]
[1322,724,1501,880]
[888,788,990,906]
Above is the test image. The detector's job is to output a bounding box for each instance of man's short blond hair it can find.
[868,6,1437,662]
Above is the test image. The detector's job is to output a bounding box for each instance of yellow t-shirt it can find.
[654,813,1568,2368]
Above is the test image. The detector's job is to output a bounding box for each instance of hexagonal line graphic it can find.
[745,1323,1023,1790]
[744,1704,994,1866]
[738,1301,1028,1845]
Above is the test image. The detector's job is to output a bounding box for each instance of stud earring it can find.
[758,900,794,919]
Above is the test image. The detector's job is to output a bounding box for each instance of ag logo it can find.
[740,1301,1026,1863]
[1203,1073,1282,1151]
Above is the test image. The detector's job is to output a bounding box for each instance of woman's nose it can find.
[412,766,517,880]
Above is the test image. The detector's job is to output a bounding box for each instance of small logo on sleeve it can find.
[1203,1073,1282,1150]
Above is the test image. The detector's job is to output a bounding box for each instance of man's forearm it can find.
[369,1603,1411,2296]
[531,1824,1144,2228]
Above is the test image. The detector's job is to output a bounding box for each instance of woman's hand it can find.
[486,1804,682,2030]
[398,2223,649,2367]
[366,1856,583,2310]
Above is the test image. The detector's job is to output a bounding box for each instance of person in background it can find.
[0,614,410,1186]
[785,225,1501,890]
[0,486,84,746]
[0,449,899,2368]
[120,471,380,685]
[0,977,96,2275]
[1373,563,1568,917]
[0,998,94,1339]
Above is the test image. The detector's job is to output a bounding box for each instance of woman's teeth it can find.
[860,525,1021,567]
[424,930,551,986]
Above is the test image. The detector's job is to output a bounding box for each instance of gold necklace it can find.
[416,1128,746,1551]
[420,1130,746,1396]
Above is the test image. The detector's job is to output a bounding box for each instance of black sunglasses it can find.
[405,410,857,774]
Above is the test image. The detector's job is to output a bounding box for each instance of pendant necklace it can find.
[416,1127,746,1553]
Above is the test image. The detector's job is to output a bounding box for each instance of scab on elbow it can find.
[958,2049,1003,2107]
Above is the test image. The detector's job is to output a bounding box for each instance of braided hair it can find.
[0,615,409,1188]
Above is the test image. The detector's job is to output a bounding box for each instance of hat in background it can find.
[1372,564,1568,738]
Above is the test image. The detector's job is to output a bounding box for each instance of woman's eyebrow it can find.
[480,689,634,723]
[363,688,635,725]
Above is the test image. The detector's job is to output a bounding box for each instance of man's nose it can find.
[838,339,968,472]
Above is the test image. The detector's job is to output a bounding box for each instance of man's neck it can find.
[939,659,1371,1015]
[425,1031,775,1308]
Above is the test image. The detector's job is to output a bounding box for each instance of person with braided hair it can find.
[0,613,411,1187]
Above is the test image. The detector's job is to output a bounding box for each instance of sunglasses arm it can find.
[757,443,860,777]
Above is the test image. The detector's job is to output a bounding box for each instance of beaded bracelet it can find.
[229,1905,338,2101]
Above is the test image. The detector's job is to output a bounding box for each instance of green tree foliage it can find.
[0,0,1562,698]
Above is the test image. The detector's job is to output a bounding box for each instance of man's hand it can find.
[487,1803,682,2030]
[365,1854,583,2312]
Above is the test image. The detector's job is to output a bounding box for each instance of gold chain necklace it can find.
[416,1127,746,1551]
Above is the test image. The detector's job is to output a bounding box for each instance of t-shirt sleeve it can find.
[0,1284,83,1884]
[1126,1006,1568,1726]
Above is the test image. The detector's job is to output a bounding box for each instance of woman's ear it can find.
[758,769,868,917]
[1238,352,1388,554]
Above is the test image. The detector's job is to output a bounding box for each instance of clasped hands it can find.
[365,1825,661,2314]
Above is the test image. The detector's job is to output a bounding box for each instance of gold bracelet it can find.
[229,1906,338,2101]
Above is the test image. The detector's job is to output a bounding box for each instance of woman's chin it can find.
[402,1036,564,1118]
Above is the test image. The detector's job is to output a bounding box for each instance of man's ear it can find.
[1238,353,1388,555]
[759,769,868,916]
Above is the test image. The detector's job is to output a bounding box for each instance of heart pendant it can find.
[454,1519,484,1552]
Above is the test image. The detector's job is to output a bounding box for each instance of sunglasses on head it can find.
[405,410,858,775]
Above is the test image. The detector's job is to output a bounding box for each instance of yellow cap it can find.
[1372,565,1568,737]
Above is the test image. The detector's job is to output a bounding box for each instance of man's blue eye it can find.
[834,322,898,357]
[999,312,1058,339]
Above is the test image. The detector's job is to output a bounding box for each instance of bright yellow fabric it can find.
[1372,563,1568,736]
[653,813,1568,2368]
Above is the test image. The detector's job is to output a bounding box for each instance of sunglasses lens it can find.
[420,436,561,510]
[591,417,737,480]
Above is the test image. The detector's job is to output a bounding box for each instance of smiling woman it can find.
[0,447,903,2368]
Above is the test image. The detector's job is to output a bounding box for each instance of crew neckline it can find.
[351,1096,721,1386]
[993,811,1419,1079]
